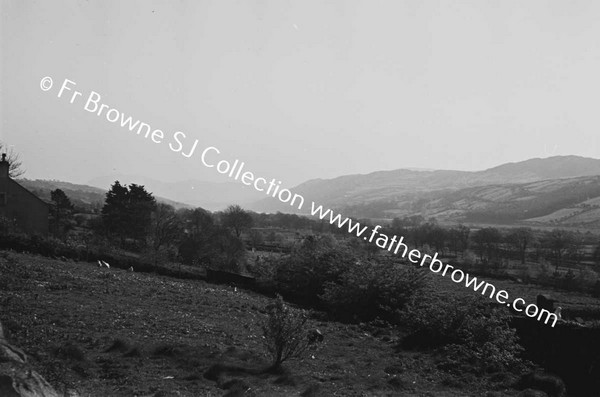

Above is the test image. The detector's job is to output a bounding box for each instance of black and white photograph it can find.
[2,1,600,396]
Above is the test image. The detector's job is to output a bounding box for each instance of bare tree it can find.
[507,227,534,264]
[544,229,574,271]
[448,225,470,256]
[150,203,182,264]
[0,142,25,178]
[221,205,253,238]
[472,227,503,262]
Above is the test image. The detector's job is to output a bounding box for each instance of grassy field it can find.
[0,251,562,397]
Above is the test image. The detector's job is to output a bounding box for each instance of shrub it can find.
[261,295,314,369]
[401,293,526,373]
[561,269,577,290]
[266,231,284,243]
[320,261,428,323]
[247,254,278,294]
[248,229,264,247]
[178,226,246,269]
[400,294,474,348]
[274,236,356,307]
[274,236,428,322]
[575,267,599,292]
[462,250,478,268]
[517,262,538,283]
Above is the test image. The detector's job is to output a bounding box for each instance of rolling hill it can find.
[249,156,600,228]
[21,156,600,227]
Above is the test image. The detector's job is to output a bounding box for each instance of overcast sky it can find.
[2,0,600,187]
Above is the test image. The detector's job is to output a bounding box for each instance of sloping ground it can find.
[427,176,600,225]
[562,208,600,226]
[251,156,600,216]
[582,196,600,206]
[0,251,521,397]
[250,157,600,228]
[524,208,584,224]
[524,207,600,227]
[338,176,600,226]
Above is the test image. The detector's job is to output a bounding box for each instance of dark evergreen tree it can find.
[127,183,156,242]
[101,181,129,241]
[101,181,156,246]
[50,188,74,237]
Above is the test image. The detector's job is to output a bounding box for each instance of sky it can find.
[2,0,600,188]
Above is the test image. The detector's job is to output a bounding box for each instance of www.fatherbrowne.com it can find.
[41,76,557,328]
[310,202,559,328]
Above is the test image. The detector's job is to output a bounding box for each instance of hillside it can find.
[20,156,600,226]
[377,175,600,226]
[250,156,600,227]
[0,252,501,397]
[18,179,190,212]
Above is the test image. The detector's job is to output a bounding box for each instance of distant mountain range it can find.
[19,156,600,228]
[249,156,600,228]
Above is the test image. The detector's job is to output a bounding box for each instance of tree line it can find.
[46,181,255,271]
[383,216,596,270]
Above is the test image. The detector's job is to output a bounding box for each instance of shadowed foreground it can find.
[0,251,543,396]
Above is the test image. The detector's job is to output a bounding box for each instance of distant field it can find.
[524,208,583,223]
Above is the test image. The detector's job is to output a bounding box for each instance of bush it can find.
[401,294,473,348]
[0,232,88,260]
[538,260,553,283]
[274,236,355,307]
[561,269,577,291]
[247,254,278,294]
[261,295,315,369]
[248,229,264,247]
[517,262,538,283]
[401,293,526,373]
[178,226,245,269]
[575,267,599,292]
[274,236,428,322]
[320,261,428,323]
[462,250,478,268]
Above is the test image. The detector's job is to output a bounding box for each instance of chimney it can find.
[0,153,9,178]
